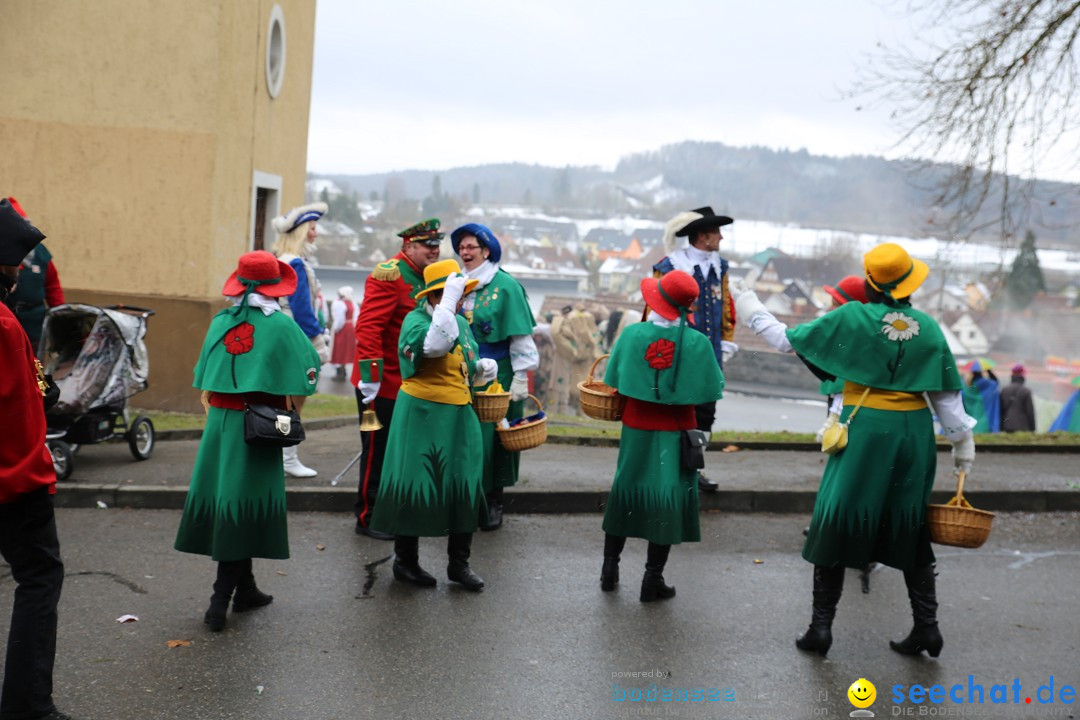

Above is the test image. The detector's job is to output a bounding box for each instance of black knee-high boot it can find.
[482,486,504,531]
[640,542,675,602]
[233,558,274,612]
[795,565,845,657]
[890,563,943,657]
[447,533,484,592]
[205,560,243,632]
[601,534,627,591]
[392,535,436,587]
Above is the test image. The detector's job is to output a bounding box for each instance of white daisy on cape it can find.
[881,312,920,342]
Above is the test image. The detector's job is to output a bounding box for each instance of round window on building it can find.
[266,5,286,98]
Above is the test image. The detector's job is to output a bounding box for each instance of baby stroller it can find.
[40,303,156,480]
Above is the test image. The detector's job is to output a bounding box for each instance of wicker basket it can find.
[928,471,995,548]
[497,394,547,451]
[578,354,626,421]
[473,389,511,424]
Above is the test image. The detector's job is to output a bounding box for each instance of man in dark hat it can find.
[653,207,737,493]
[0,198,77,720]
[350,219,442,540]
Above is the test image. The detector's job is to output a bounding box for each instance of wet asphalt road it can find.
[4,510,1077,720]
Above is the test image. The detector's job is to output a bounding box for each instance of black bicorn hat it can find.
[674,206,734,237]
[0,198,46,266]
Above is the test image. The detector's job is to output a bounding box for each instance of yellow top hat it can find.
[864,243,929,299]
[414,259,479,300]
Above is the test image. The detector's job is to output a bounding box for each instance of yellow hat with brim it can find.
[864,243,929,299]
[414,259,479,300]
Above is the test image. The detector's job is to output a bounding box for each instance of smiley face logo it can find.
[847,678,876,709]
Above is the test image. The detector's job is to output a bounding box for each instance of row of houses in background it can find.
[310,204,1080,399]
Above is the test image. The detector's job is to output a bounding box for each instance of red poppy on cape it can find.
[645,338,675,370]
[224,322,255,355]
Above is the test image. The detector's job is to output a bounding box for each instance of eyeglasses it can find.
[458,244,482,251]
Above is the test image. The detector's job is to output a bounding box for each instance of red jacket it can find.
[0,303,56,503]
[350,252,425,399]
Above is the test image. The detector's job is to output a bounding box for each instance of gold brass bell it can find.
[359,404,383,432]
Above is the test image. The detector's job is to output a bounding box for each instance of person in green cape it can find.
[451,223,538,530]
[174,251,321,632]
[369,259,499,592]
[600,270,724,602]
[736,243,977,657]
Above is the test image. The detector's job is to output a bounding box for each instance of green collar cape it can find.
[786,302,961,392]
[604,322,724,405]
[193,307,322,396]
[469,269,535,344]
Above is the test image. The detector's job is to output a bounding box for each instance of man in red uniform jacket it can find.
[0,198,74,720]
[350,219,442,539]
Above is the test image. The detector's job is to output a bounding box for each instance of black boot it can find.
[204,560,243,632]
[890,564,944,657]
[795,565,845,657]
[601,534,626,591]
[447,533,484,592]
[697,471,719,493]
[640,542,675,602]
[232,558,274,612]
[481,487,504,531]
[392,535,436,587]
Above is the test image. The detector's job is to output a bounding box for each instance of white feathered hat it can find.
[272,202,328,235]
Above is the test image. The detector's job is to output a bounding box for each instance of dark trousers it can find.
[354,392,396,527]
[0,487,64,720]
[695,400,716,434]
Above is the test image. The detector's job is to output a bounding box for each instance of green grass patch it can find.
[133,393,359,432]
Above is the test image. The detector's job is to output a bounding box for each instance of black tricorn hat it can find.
[674,206,734,237]
[0,198,46,266]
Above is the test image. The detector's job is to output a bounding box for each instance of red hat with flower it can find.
[222,250,297,298]
[640,270,698,322]
[823,275,868,305]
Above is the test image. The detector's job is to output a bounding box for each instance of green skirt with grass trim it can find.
[802,406,937,571]
[370,391,487,536]
[602,426,699,545]
[477,356,524,493]
[174,406,288,561]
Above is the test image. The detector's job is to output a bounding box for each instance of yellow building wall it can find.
[0,0,317,411]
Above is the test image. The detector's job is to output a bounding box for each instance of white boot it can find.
[282,445,317,478]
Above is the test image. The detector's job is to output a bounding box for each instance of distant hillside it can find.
[315,142,1080,249]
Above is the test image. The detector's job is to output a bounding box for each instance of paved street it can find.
[3,510,1077,720]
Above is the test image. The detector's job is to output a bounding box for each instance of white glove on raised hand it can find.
[734,288,768,327]
[439,273,468,310]
[951,433,975,474]
[510,372,529,401]
[358,381,381,406]
[473,358,499,387]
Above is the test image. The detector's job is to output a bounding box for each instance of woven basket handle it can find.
[527,393,542,414]
[587,354,609,383]
[947,470,972,508]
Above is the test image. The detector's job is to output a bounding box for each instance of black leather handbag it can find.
[243,402,305,448]
[680,429,708,471]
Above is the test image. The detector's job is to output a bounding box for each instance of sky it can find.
[306,1,922,175]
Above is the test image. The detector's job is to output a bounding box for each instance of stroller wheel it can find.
[48,440,75,481]
[128,415,155,461]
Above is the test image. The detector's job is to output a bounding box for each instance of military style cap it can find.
[397,218,444,246]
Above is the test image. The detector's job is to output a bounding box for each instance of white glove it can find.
[951,433,975,474]
[816,412,839,443]
[721,340,739,365]
[312,333,331,364]
[734,288,768,327]
[439,273,468,310]
[358,381,381,406]
[473,358,498,387]
[510,372,529,401]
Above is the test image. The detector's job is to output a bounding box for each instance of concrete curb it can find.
[52,484,1080,514]
[155,417,1080,454]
